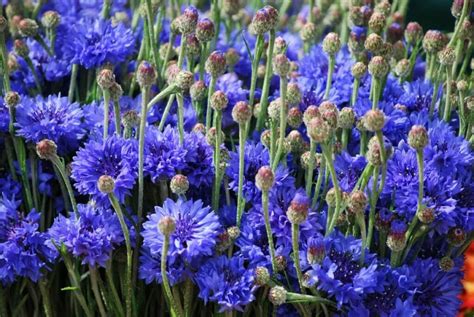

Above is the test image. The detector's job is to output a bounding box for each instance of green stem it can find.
[323,144,342,235]
[30,148,40,210]
[50,155,78,216]
[113,100,122,136]
[205,76,217,130]
[236,125,246,227]
[356,213,367,265]
[145,0,161,73]
[90,266,107,317]
[176,93,185,145]
[212,110,222,212]
[0,32,11,92]
[371,78,380,110]
[101,0,112,19]
[256,30,276,131]
[443,67,453,122]
[106,261,125,317]
[350,78,360,106]
[262,190,277,273]
[405,149,424,242]
[68,64,79,102]
[25,57,43,94]
[272,76,288,171]
[324,56,335,100]
[38,279,52,317]
[311,155,325,208]
[291,224,305,293]
[199,42,209,81]
[158,94,176,131]
[366,166,380,250]
[103,89,111,140]
[245,34,265,137]
[161,34,176,79]
[108,194,133,317]
[305,140,317,197]
[161,234,184,317]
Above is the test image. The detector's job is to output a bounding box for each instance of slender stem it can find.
[25,57,43,94]
[158,94,176,131]
[443,67,453,122]
[108,194,133,317]
[357,213,367,265]
[147,84,177,111]
[145,0,161,74]
[324,56,335,100]
[272,76,288,171]
[350,78,360,106]
[212,110,222,212]
[38,279,52,317]
[371,78,380,110]
[245,34,265,137]
[291,224,305,293]
[256,30,276,131]
[176,93,185,145]
[305,140,317,197]
[105,261,125,317]
[161,34,176,79]
[236,125,246,227]
[198,42,209,81]
[323,144,342,235]
[262,190,277,273]
[68,64,79,102]
[161,234,184,317]
[50,156,78,216]
[311,155,325,208]
[366,166,380,250]
[0,32,11,92]
[113,100,122,136]
[103,89,111,140]
[101,0,112,19]
[405,149,424,242]
[205,76,217,130]
[90,266,107,317]
[30,149,40,210]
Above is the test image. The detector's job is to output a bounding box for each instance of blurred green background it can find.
[407,0,455,31]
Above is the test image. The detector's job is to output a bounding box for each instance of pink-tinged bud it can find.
[41,11,61,29]
[368,12,386,34]
[287,192,310,224]
[255,166,274,191]
[375,0,391,16]
[205,51,226,76]
[272,54,290,77]
[109,82,123,101]
[349,190,368,213]
[192,123,206,134]
[366,136,383,166]
[423,30,448,54]
[307,117,331,143]
[300,151,320,170]
[275,255,287,271]
[254,267,270,286]
[286,83,301,105]
[190,80,207,102]
[408,125,429,150]
[122,110,140,128]
[175,70,194,92]
[417,206,435,224]
[4,91,20,108]
[438,46,456,66]
[405,22,423,45]
[14,39,29,58]
[364,33,384,54]
[287,107,303,128]
[196,18,215,43]
[97,175,115,194]
[232,101,252,124]
[268,286,287,306]
[210,90,228,111]
[307,237,325,264]
[368,55,390,79]
[319,101,338,129]
[206,127,225,145]
[250,5,278,35]
[303,105,320,125]
[286,130,305,153]
[137,61,157,87]
[36,139,57,160]
[179,6,199,35]
[260,129,271,148]
[352,62,367,79]
[158,216,176,236]
[18,18,38,37]
[186,34,200,57]
[395,59,410,78]
[447,227,466,247]
[170,174,189,195]
[364,109,385,131]
[451,0,468,18]
[387,220,407,252]
[274,36,287,54]
[97,69,116,90]
[338,107,355,129]
[300,22,317,42]
[322,32,341,56]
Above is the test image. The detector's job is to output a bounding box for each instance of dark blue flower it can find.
[15,94,86,154]
[335,153,367,192]
[47,203,124,267]
[182,131,215,189]
[71,135,138,204]
[195,255,256,312]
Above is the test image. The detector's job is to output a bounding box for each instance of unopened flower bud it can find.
[206,127,225,145]
[303,105,320,125]
[287,107,303,128]
[460,19,473,40]
[192,123,206,134]
[225,48,240,68]
[97,69,116,90]
[268,98,282,122]
[423,30,448,54]
[307,237,325,264]
[286,83,301,105]
[447,227,466,247]
[300,151,319,170]
[18,18,38,37]
[386,220,407,252]
[352,62,367,79]
[14,39,29,57]
[0,16,7,32]
[210,90,228,111]
[256,166,274,191]
[405,22,423,45]
[439,256,454,272]
[325,188,337,207]
[387,22,404,43]
[364,33,384,54]
[5,91,20,108]
[254,267,270,286]
[196,18,215,43]
[319,101,338,129]
[368,12,386,34]
[367,136,383,166]
[286,130,304,153]
[185,35,200,57]
[158,216,176,236]
[41,11,61,29]
[232,101,252,124]
[364,109,385,131]
[417,206,435,224]
[137,61,157,87]
[205,51,226,76]
[170,174,189,195]
[122,110,140,128]
[395,59,410,78]
[300,22,318,42]
[375,0,391,15]
[268,286,287,306]
[227,226,240,240]
[109,82,123,101]
[322,32,341,56]
[438,46,456,66]
[175,70,194,92]
[160,43,177,62]
[260,129,271,148]
[36,139,57,160]
[190,80,207,102]
[179,6,199,35]
[368,56,390,79]
[274,36,287,54]
[408,125,429,150]
[273,54,290,77]
[338,107,355,129]
[287,192,310,224]
[307,117,331,143]
[349,190,368,213]
[97,175,115,194]
[457,80,468,92]
[222,0,242,16]
[451,0,467,18]
[251,6,278,35]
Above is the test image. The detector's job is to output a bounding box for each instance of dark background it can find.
[408,0,455,31]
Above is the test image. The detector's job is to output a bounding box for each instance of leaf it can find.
[61,286,79,292]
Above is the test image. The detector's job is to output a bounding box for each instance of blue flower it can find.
[0,211,54,285]
[0,97,9,133]
[335,153,367,192]
[195,255,256,312]
[48,203,124,267]
[15,94,86,154]
[64,18,135,69]
[71,135,138,204]
[182,131,215,189]
[142,198,221,267]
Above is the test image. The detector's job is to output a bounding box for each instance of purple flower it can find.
[195,255,256,312]
[71,135,138,204]
[15,94,86,154]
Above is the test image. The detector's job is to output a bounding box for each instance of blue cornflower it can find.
[64,18,135,69]
[0,211,54,285]
[398,79,435,113]
[48,203,124,267]
[182,131,215,189]
[142,198,221,266]
[226,142,295,203]
[51,0,127,19]
[71,135,138,204]
[0,194,21,240]
[15,94,86,154]
[144,126,187,183]
[410,257,463,316]
[0,98,9,133]
[195,255,257,312]
[334,153,367,192]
